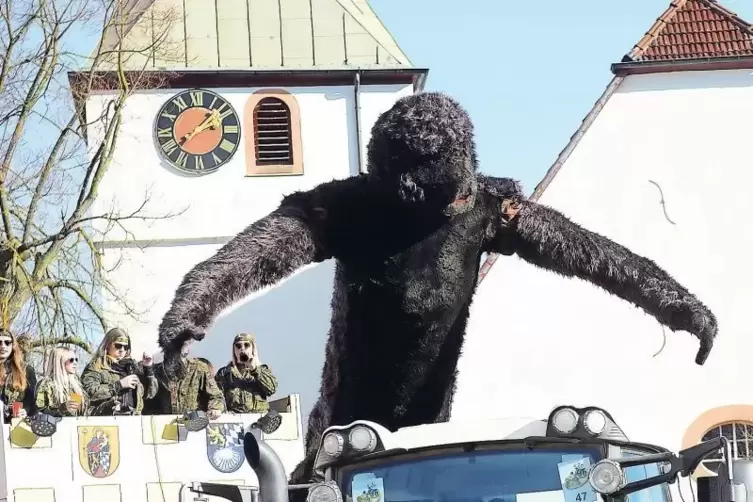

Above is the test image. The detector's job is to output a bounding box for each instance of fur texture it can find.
[157,92,717,490]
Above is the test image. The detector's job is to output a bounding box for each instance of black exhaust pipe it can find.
[244,430,289,502]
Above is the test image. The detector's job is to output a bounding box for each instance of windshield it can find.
[340,446,670,502]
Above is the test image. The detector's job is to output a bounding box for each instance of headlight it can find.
[552,407,579,434]
[546,405,628,441]
[349,425,377,453]
[583,409,607,435]
[589,459,627,495]
[307,481,343,502]
[322,432,345,457]
[314,422,385,475]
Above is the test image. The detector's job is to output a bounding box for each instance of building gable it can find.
[626,0,753,62]
[93,0,413,71]
[478,0,753,283]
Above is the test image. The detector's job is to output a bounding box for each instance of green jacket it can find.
[215,363,277,413]
[80,360,158,415]
[144,359,225,415]
[35,378,89,417]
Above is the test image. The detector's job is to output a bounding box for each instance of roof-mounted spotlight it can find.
[551,407,579,434]
[546,405,628,441]
[348,425,378,454]
[314,422,386,475]
[583,409,608,435]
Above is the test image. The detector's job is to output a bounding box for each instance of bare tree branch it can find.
[0,0,184,349]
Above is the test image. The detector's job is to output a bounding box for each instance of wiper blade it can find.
[522,436,586,449]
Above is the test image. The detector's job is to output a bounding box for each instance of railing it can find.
[1,395,304,502]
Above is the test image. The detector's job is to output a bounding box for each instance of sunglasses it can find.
[235,342,251,350]
[0,340,12,347]
[114,343,129,351]
[67,357,78,364]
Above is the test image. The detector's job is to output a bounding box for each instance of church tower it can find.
[73,0,426,420]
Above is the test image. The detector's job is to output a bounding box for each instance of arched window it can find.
[253,97,293,166]
[700,422,753,473]
[244,89,303,176]
[682,405,753,478]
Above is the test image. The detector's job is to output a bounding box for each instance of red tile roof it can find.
[627,0,753,61]
[477,0,753,285]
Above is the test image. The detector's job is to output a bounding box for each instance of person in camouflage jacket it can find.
[143,339,225,418]
[215,333,278,414]
[36,347,89,417]
[81,328,157,416]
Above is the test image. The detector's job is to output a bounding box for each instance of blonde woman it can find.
[215,332,277,413]
[80,328,156,416]
[36,347,87,416]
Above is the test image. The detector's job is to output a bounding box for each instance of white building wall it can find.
[85,83,414,423]
[455,69,753,451]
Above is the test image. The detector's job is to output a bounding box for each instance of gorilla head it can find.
[366,92,478,216]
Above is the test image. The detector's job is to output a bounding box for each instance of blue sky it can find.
[370,0,753,192]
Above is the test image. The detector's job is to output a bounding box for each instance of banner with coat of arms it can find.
[78,425,120,478]
[206,423,246,473]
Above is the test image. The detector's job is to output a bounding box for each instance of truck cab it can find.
[191,405,734,502]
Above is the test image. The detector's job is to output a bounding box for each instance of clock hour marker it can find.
[219,139,235,153]
[190,90,203,107]
[157,128,172,138]
[161,139,179,156]
[172,96,188,112]
[214,102,234,121]
[194,155,205,170]
[212,152,222,165]
[223,124,238,134]
[175,151,188,168]
[161,111,177,122]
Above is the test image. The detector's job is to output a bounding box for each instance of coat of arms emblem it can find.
[206,423,245,473]
[78,426,120,478]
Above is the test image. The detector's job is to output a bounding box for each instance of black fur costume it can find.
[158,92,717,486]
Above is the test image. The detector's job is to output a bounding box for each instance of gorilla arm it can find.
[489,199,717,365]
[158,201,330,353]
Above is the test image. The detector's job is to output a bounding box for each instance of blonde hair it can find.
[91,327,131,370]
[44,347,83,404]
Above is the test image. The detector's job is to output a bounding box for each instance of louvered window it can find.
[253,97,293,166]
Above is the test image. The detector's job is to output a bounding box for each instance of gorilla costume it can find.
[157,92,717,486]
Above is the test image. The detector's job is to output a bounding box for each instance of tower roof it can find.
[94,0,413,71]
[624,0,753,62]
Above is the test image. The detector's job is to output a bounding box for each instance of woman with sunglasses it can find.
[215,332,278,413]
[81,327,156,416]
[36,347,88,416]
[0,330,37,422]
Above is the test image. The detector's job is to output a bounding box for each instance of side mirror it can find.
[589,437,729,497]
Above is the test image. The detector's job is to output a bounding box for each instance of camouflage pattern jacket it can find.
[1,365,37,421]
[80,360,157,416]
[144,359,225,415]
[35,378,89,417]
[215,363,277,413]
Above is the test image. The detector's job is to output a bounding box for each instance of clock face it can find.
[154,89,241,175]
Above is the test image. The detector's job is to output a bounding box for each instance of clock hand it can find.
[181,110,221,145]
